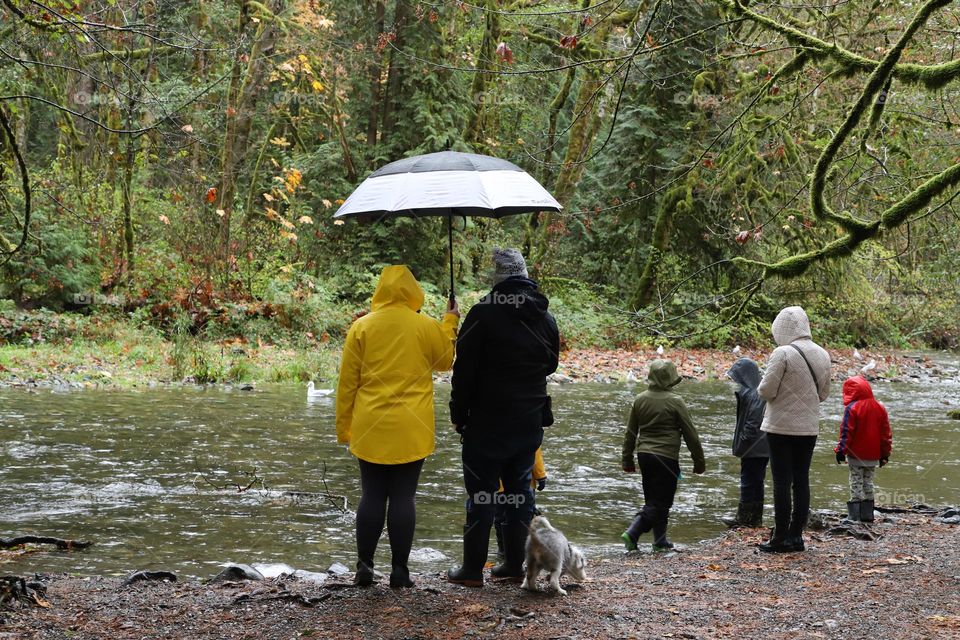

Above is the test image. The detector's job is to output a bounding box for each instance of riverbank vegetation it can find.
[3,1,960,374]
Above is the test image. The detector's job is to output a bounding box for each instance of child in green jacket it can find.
[621,359,706,550]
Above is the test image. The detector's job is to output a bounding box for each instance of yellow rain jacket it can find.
[336,265,459,464]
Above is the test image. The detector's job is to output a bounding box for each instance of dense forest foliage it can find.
[2,0,960,359]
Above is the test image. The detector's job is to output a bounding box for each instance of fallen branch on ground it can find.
[0,536,93,551]
[232,590,331,607]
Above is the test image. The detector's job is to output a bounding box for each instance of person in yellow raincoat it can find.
[335,265,459,588]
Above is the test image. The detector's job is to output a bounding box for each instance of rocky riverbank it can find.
[0,342,956,391]
[548,347,958,385]
[3,510,958,639]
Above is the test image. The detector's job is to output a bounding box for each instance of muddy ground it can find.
[3,511,958,639]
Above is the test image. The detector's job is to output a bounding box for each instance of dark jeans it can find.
[356,458,424,570]
[739,456,769,504]
[766,433,817,537]
[626,453,680,538]
[462,440,537,530]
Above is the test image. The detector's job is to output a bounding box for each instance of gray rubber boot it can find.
[860,499,875,523]
[845,501,861,523]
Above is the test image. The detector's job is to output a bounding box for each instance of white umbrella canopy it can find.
[334,151,561,299]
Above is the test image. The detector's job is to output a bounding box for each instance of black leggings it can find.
[626,453,680,539]
[766,433,817,536]
[356,458,424,570]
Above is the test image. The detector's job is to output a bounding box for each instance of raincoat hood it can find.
[727,357,761,390]
[647,359,682,390]
[842,376,875,405]
[771,306,812,346]
[371,265,424,312]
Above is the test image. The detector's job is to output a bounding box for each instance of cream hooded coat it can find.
[335,265,459,464]
[758,306,831,436]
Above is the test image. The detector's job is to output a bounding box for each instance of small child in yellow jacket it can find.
[495,448,547,559]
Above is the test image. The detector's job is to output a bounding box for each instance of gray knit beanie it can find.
[492,247,528,285]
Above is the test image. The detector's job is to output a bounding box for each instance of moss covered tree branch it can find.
[716,0,960,89]
[810,0,950,232]
[0,107,31,261]
[735,160,960,279]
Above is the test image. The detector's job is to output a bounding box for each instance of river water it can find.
[1,372,958,578]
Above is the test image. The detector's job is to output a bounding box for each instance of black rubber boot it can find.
[622,510,652,550]
[494,519,505,560]
[389,563,414,588]
[783,511,807,552]
[744,502,764,527]
[845,500,861,523]
[652,521,674,551]
[721,502,750,528]
[860,499,875,523]
[757,529,791,553]
[490,521,527,581]
[447,523,489,587]
[354,560,374,587]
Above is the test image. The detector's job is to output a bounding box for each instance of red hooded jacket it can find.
[834,376,892,462]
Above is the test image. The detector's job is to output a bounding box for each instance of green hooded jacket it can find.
[621,360,706,472]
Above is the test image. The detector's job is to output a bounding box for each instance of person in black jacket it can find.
[447,248,560,587]
[721,358,769,528]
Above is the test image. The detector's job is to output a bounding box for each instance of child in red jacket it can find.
[834,376,892,523]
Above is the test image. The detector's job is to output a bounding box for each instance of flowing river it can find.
[2,369,959,578]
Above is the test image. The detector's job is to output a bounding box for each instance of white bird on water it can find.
[861,359,877,376]
[307,381,334,398]
[656,345,665,356]
[732,345,741,356]
[853,348,864,361]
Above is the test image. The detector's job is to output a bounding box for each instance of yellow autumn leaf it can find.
[333,219,345,226]
[298,215,314,224]
[311,80,324,92]
[215,208,226,218]
[270,137,291,148]
[279,217,295,230]
[263,193,274,202]
[158,215,170,225]
[321,199,333,209]
[279,230,298,241]
[264,207,279,220]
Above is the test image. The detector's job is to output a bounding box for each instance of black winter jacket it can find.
[728,358,769,458]
[449,277,560,440]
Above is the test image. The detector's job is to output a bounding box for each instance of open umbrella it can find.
[334,151,561,300]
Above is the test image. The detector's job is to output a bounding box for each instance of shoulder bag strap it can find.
[789,343,821,392]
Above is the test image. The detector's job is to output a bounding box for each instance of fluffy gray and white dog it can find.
[521,515,587,596]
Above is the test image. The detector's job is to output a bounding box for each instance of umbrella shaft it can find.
[448,214,455,302]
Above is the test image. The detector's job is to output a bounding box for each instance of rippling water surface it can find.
[2,363,958,577]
